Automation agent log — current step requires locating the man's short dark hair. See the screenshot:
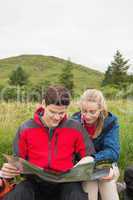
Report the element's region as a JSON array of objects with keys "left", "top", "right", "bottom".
[{"left": 43, "top": 85, "right": 70, "bottom": 106}]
